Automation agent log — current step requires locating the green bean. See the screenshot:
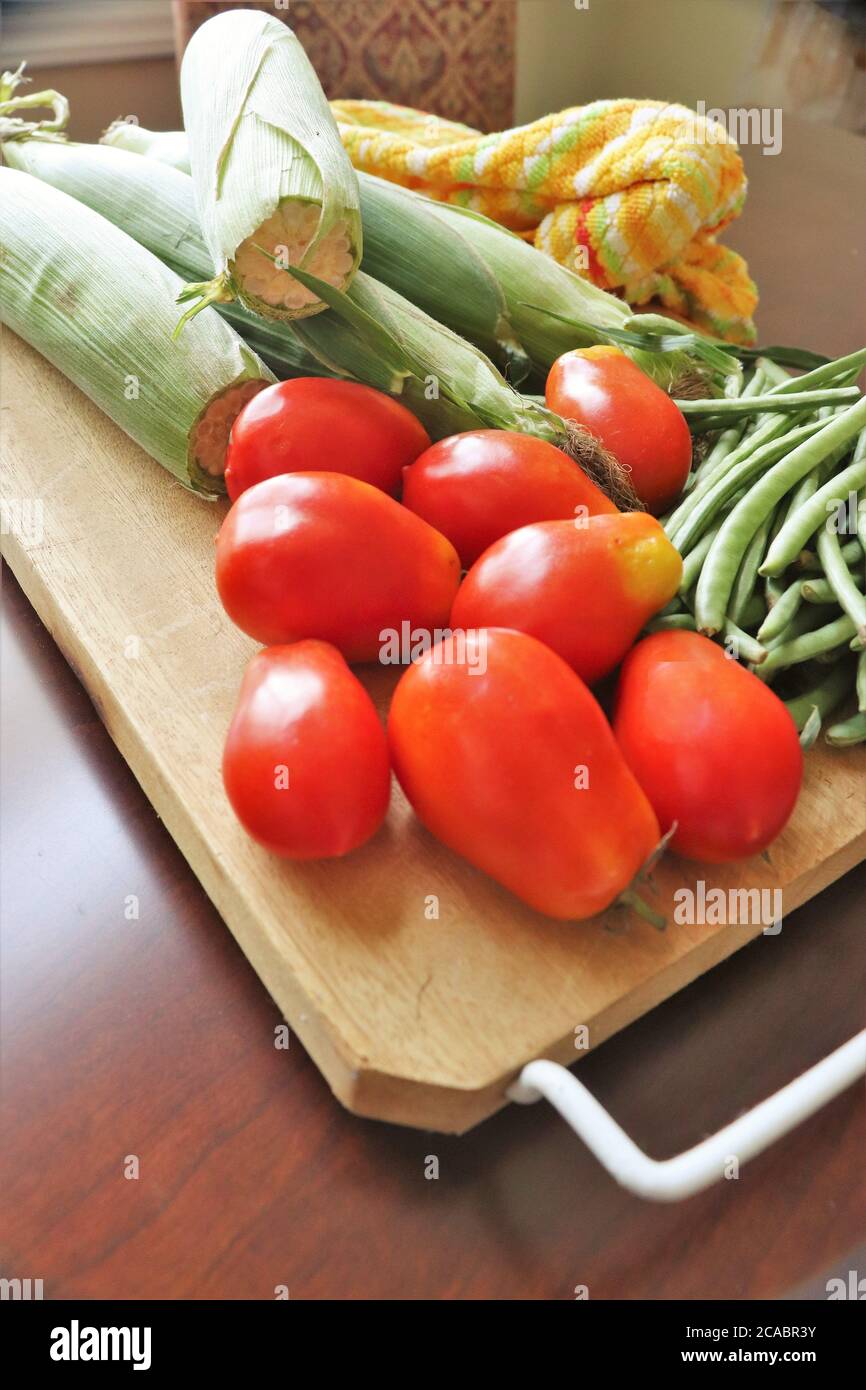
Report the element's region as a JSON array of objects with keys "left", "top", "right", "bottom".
[
  {"left": 755, "top": 357, "right": 790, "bottom": 389},
  {"left": 798, "top": 706, "right": 823, "bottom": 749},
  {"left": 757, "top": 579, "right": 802, "bottom": 643},
  {"left": 763, "top": 346, "right": 866, "bottom": 396},
  {"left": 858, "top": 650, "right": 866, "bottom": 712},
  {"left": 797, "top": 538, "right": 863, "bottom": 570},
  {"left": 802, "top": 572, "right": 865, "bottom": 604},
  {"left": 753, "top": 360, "right": 792, "bottom": 426},
  {"left": 825, "top": 710, "right": 866, "bottom": 746},
  {"left": 676, "top": 386, "right": 860, "bottom": 417},
  {"left": 761, "top": 447, "right": 866, "bottom": 576},
  {"left": 677, "top": 524, "right": 720, "bottom": 594},
  {"left": 670, "top": 417, "right": 825, "bottom": 555},
  {"left": 765, "top": 601, "right": 835, "bottom": 652},
  {"left": 645, "top": 613, "right": 697, "bottom": 633},
  {"left": 816, "top": 525, "right": 866, "bottom": 639},
  {"left": 693, "top": 402, "right": 866, "bottom": 634},
  {"left": 686, "top": 426, "right": 743, "bottom": 492},
  {"left": 666, "top": 411, "right": 804, "bottom": 536},
  {"left": 738, "top": 593, "right": 767, "bottom": 630},
  {"left": 762, "top": 506, "right": 789, "bottom": 609},
  {"left": 722, "top": 620, "right": 767, "bottom": 665},
  {"left": 759, "top": 614, "right": 857, "bottom": 676},
  {"left": 689, "top": 369, "right": 765, "bottom": 484},
  {"left": 781, "top": 455, "right": 834, "bottom": 529},
  {"left": 783, "top": 660, "right": 853, "bottom": 730},
  {"left": 855, "top": 480, "right": 866, "bottom": 559},
  {"left": 730, "top": 508, "right": 774, "bottom": 624}
]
